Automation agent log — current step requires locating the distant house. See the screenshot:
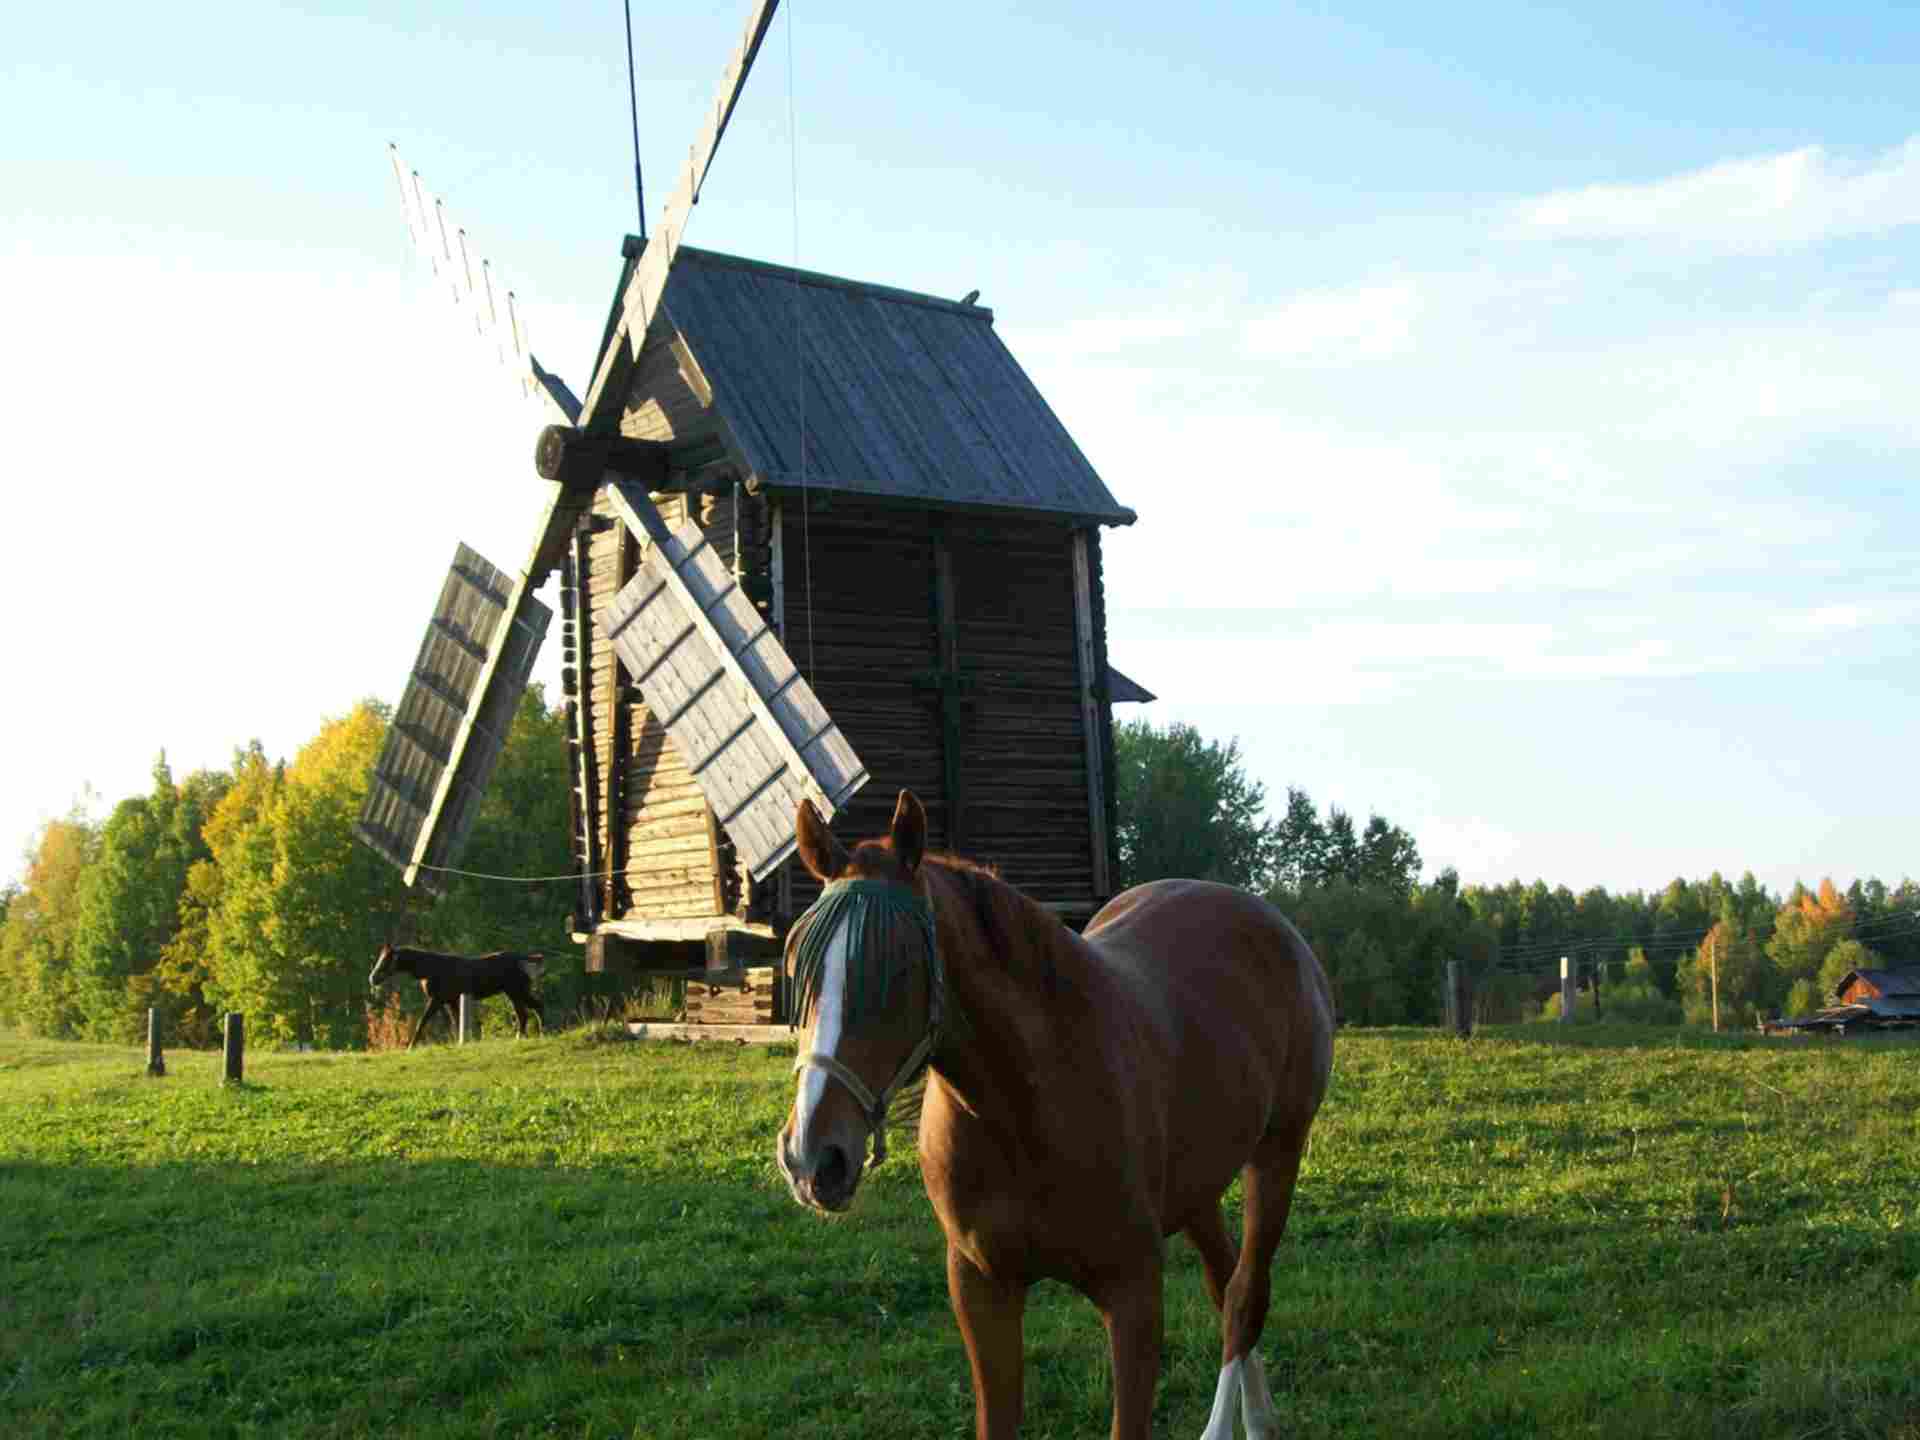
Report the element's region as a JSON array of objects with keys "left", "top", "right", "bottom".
[
  {"left": 1763, "top": 966, "right": 1920, "bottom": 1036},
  {"left": 1834, "top": 968, "right": 1920, "bottom": 1020}
]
